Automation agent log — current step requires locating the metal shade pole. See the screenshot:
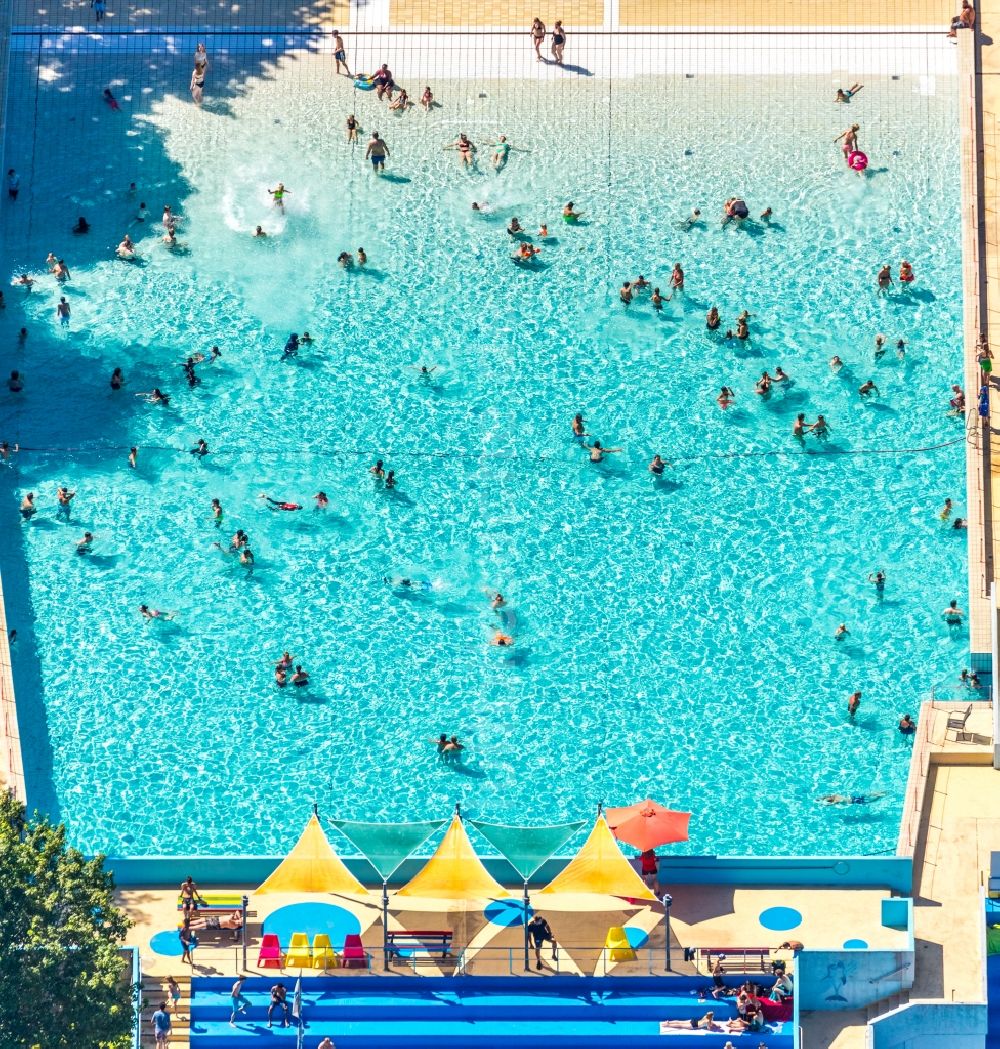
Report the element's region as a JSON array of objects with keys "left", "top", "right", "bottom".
[
  {"left": 662, "top": 893, "right": 673, "bottom": 972},
  {"left": 382, "top": 878, "right": 390, "bottom": 971},
  {"left": 523, "top": 880, "right": 531, "bottom": 972},
  {"left": 241, "top": 894, "right": 248, "bottom": 970}
]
